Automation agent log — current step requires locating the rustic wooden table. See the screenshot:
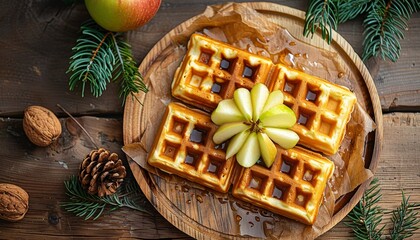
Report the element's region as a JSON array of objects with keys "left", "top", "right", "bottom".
[{"left": 0, "top": 1, "right": 419, "bottom": 239}]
